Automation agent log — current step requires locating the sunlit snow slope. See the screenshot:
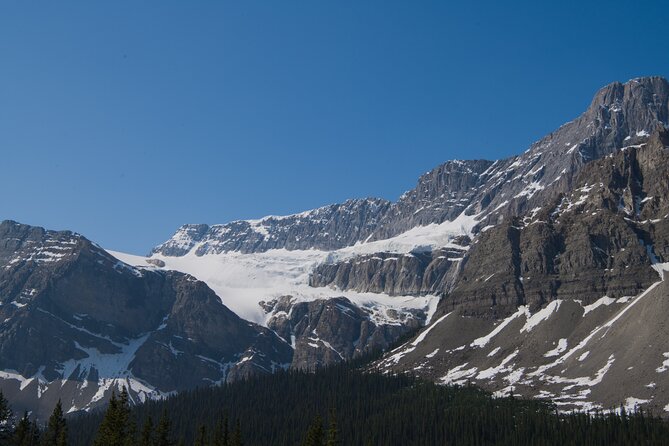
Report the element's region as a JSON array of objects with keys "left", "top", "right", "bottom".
[{"left": 108, "top": 210, "right": 480, "bottom": 326}]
